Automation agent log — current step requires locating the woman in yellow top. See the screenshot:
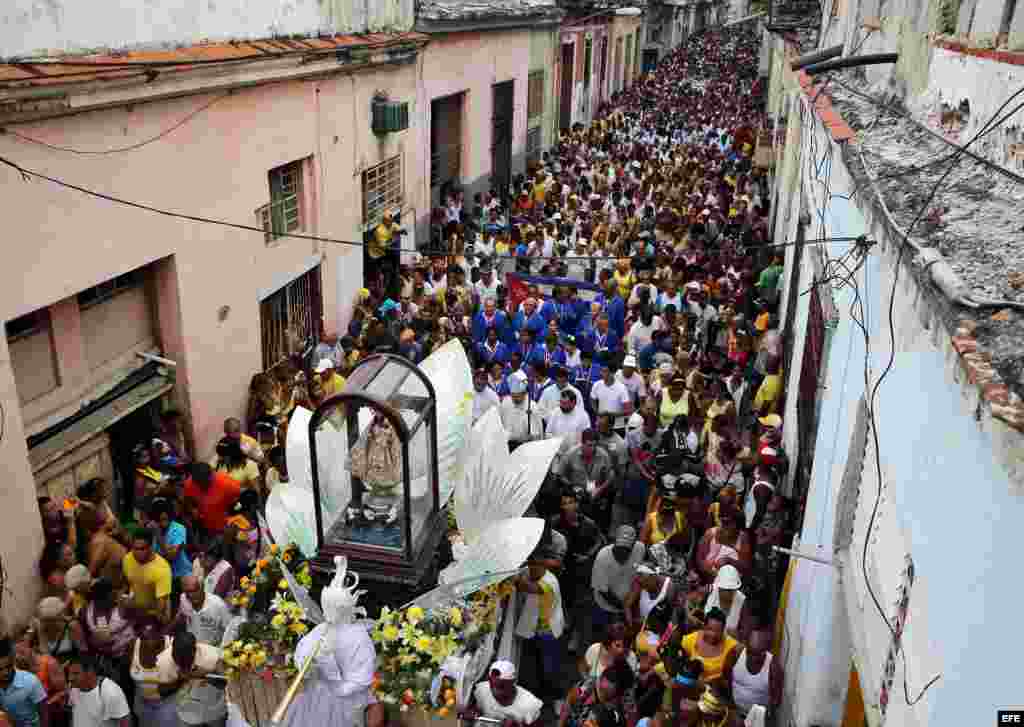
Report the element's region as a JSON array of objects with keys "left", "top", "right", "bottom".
[
  {"left": 640, "top": 495, "right": 688, "bottom": 547},
  {"left": 707, "top": 486, "right": 738, "bottom": 529},
  {"left": 613, "top": 258, "right": 635, "bottom": 299},
  {"left": 679, "top": 608, "right": 739, "bottom": 685},
  {"left": 658, "top": 376, "right": 690, "bottom": 428},
  {"left": 211, "top": 438, "right": 262, "bottom": 495}
]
